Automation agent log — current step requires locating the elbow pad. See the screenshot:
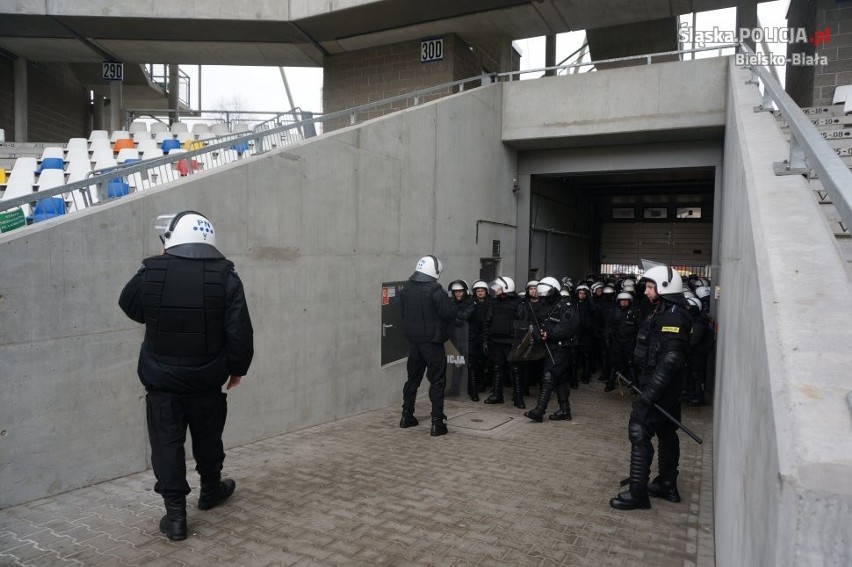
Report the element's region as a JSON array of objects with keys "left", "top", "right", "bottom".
[{"left": 642, "top": 350, "right": 685, "bottom": 403}]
